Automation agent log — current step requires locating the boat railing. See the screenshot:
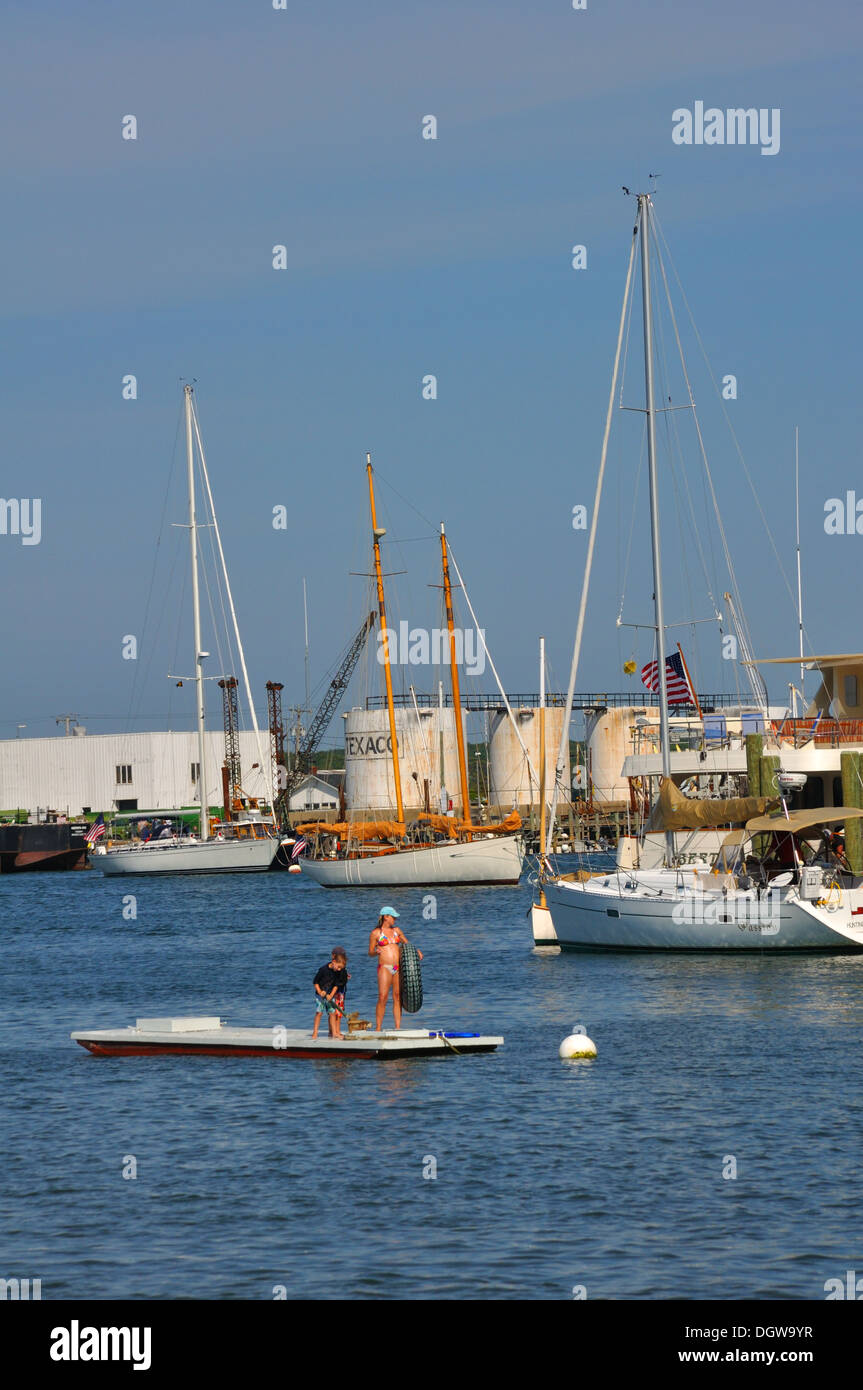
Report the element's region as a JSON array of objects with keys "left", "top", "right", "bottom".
[{"left": 770, "top": 717, "right": 863, "bottom": 749}]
